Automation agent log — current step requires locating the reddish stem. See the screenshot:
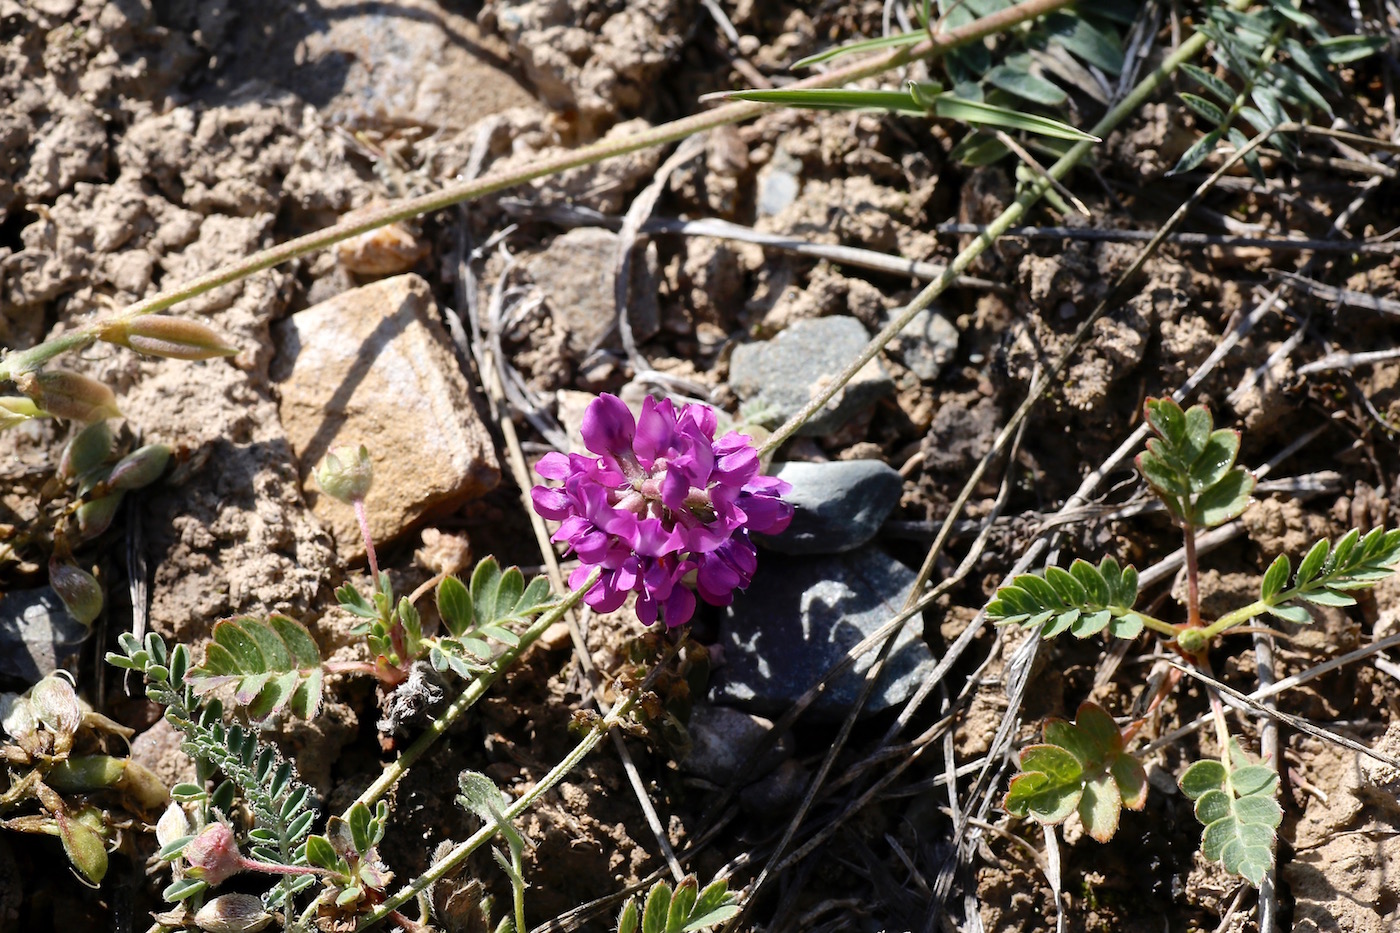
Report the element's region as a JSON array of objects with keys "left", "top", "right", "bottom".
[
  {"left": 353, "top": 497, "right": 380, "bottom": 585},
  {"left": 1183, "top": 520, "right": 1201, "bottom": 628}
]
